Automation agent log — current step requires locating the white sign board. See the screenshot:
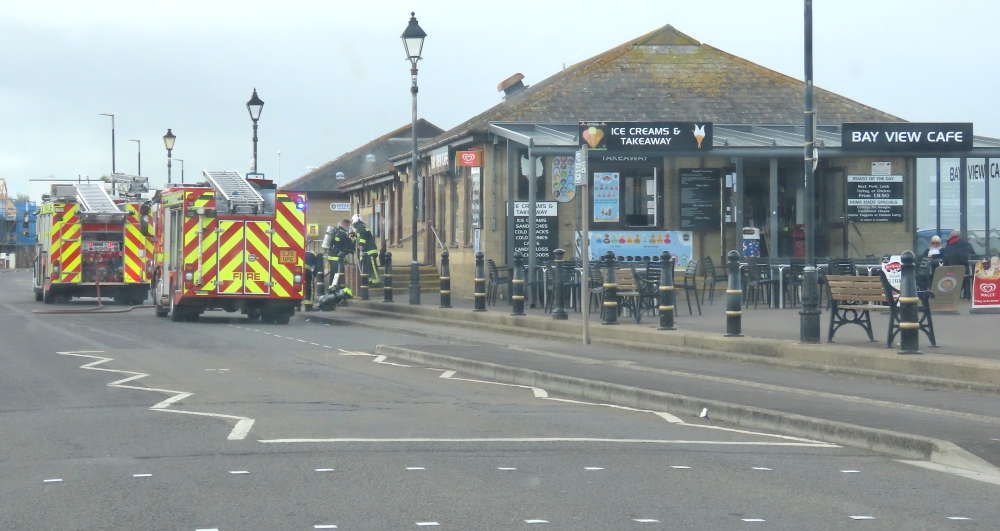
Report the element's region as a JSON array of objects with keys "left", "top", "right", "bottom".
[
  {"left": 871, "top": 162, "right": 892, "bottom": 176},
  {"left": 329, "top": 202, "right": 351, "bottom": 211}
]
